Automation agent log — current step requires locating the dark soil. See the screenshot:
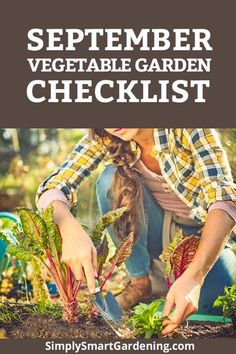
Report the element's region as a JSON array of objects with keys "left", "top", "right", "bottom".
[
  {"left": 3, "top": 314, "right": 118, "bottom": 339},
  {"left": 172, "top": 321, "right": 236, "bottom": 339},
  {"left": 2, "top": 314, "right": 236, "bottom": 339}
]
